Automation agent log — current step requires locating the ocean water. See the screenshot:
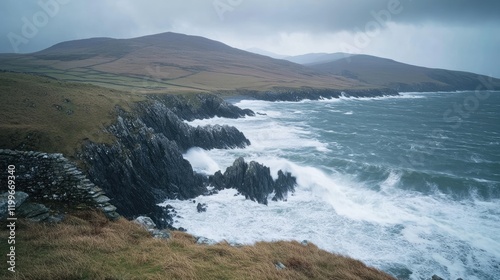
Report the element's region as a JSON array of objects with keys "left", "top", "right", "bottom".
[{"left": 162, "top": 91, "right": 500, "bottom": 280}]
